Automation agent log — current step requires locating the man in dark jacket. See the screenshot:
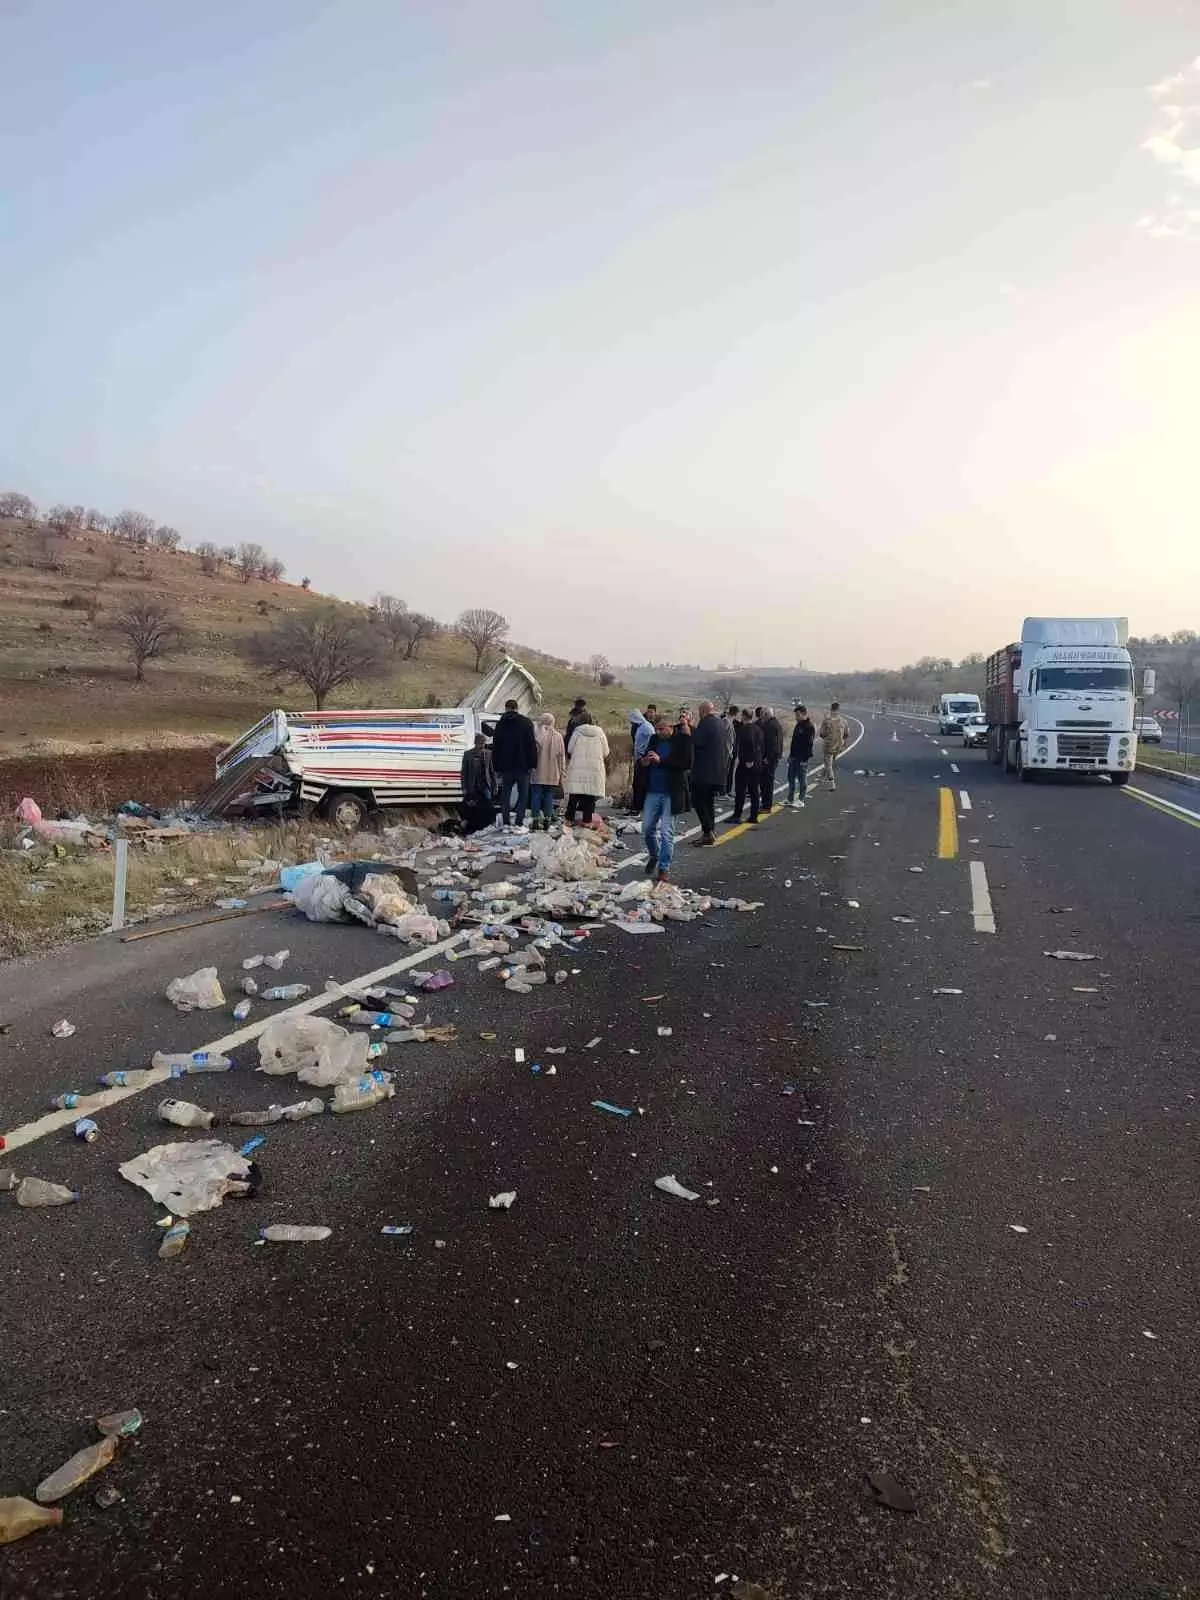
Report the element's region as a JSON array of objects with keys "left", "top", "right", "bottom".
[
  {"left": 639, "top": 712, "right": 694, "bottom": 883},
  {"left": 787, "top": 704, "right": 816, "bottom": 808},
  {"left": 723, "top": 705, "right": 739, "bottom": 793},
  {"left": 565, "top": 697, "right": 588, "bottom": 746},
  {"left": 689, "top": 700, "right": 725, "bottom": 846},
  {"left": 460, "top": 734, "right": 496, "bottom": 833},
  {"left": 759, "top": 705, "right": 784, "bottom": 814},
  {"left": 729, "top": 708, "right": 764, "bottom": 825},
  {"left": 490, "top": 699, "right": 538, "bottom": 828}
]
